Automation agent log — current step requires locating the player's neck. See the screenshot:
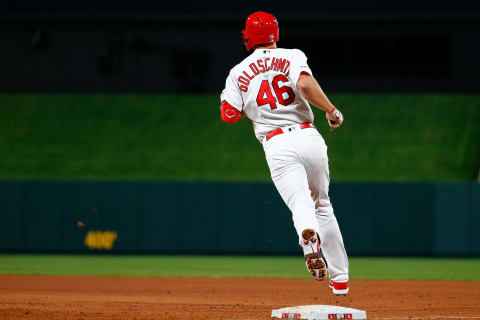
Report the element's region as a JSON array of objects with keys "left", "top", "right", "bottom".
[{"left": 255, "top": 43, "right": 277, "bottom": 50}]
